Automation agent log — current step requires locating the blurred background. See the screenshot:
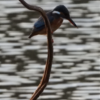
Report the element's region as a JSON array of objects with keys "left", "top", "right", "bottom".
[{"left": 0, "top": 0, "right": 100, "bottom": 100}]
